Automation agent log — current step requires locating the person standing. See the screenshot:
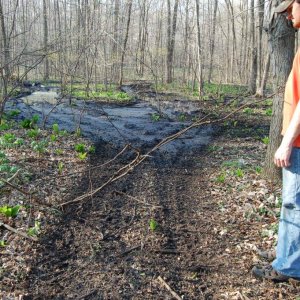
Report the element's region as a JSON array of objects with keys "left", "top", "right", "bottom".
[{"left": 252, "top": 0, "right": 300, "bottom": 282}]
